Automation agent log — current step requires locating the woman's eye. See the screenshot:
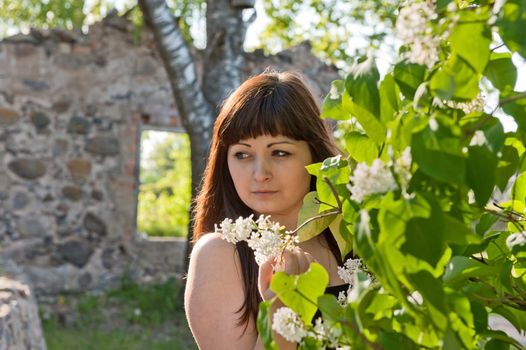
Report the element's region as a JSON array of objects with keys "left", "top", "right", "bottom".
[
  {"left": 272, "top": 150, "right": 290, "bottom": 157},
  {"left": 234, "top": 152, "right": 249, "bottom": 160}
]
